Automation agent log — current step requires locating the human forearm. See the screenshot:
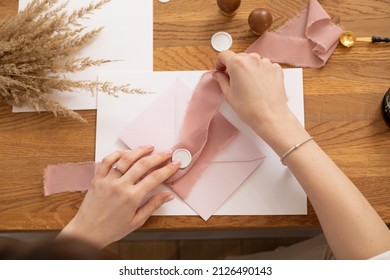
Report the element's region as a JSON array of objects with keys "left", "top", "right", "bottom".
[
  {"left": 290, "top": 144, "right": 390, "bottom": 259},
  {"left": 254, "top": 115, "right": 390, "bottom": 259},
  {"left": 249, "top": 109, "right": 311, "bottom": 157}
]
